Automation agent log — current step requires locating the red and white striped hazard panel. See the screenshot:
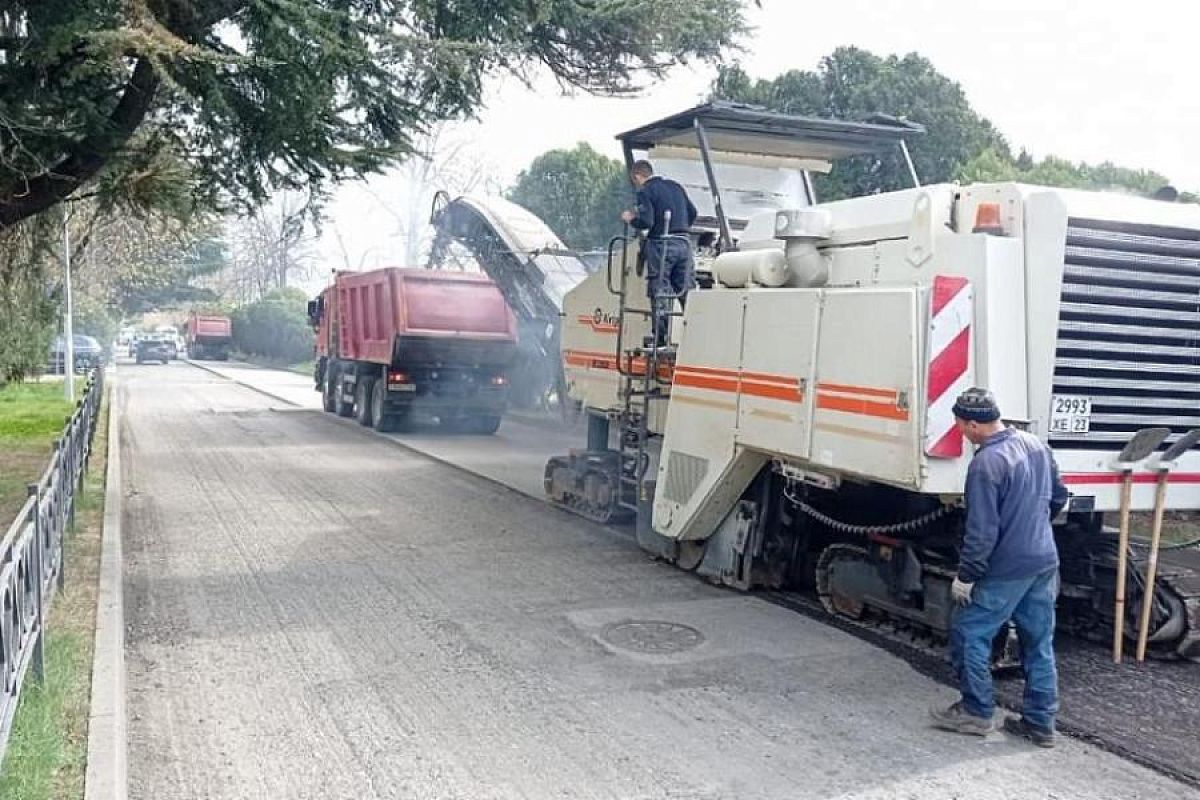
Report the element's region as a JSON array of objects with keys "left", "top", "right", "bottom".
[{"left": 925, "top": 276, "right": 972, "bottom": 458}]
